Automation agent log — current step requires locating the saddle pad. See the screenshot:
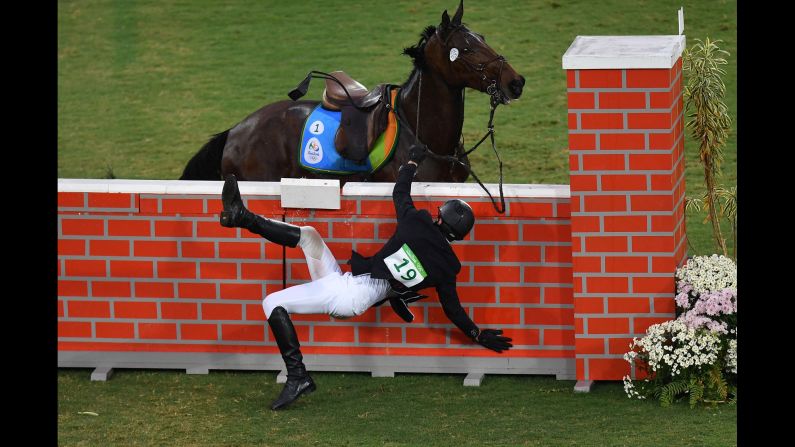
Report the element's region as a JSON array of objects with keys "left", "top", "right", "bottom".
[{"left": 299, "top": 88, "right": 400, "bottom": 175}]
